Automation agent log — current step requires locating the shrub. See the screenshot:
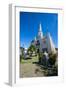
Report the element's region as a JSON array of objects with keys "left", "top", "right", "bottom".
[
  {"left": 38, "top": 52, "right": 43, "bottom": 63},
  {"left": 49, "top": 53, "right": 57, "bottom": 66}
]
